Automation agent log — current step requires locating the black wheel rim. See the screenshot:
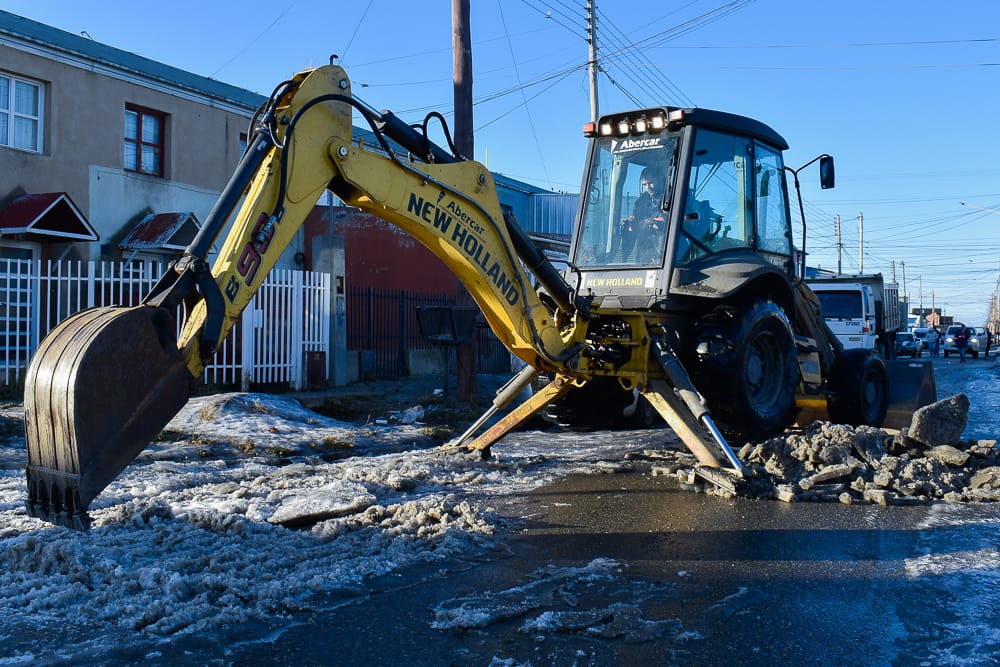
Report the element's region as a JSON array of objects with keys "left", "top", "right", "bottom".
[
  {"left": 745, "top": 328, "right": 784, "bottom": 413},
  {"left": 862, "top": 372, "right": 885, "bottom": 423}
]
